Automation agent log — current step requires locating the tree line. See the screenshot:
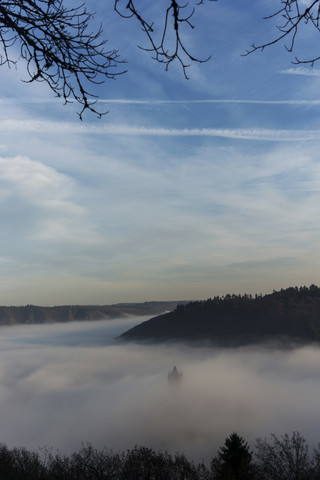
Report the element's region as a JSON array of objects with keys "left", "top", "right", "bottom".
[
  {"left": 0, "top": 301, "right": 185, "bottom": 326},
  {"left": 175, "top": 285, "right": 320, "bottom": 312},
  {"left": 1, "top": 431, "right": 320, "bottom": 479}
]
